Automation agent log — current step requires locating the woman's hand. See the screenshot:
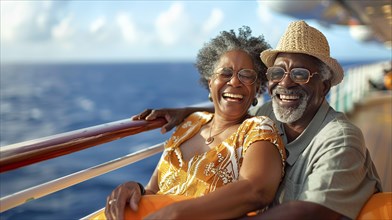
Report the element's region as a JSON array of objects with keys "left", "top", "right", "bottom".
[
  {"left": 131, "top": 108, "right": 192, "bottom": 134},
  {"left": 105, "top": 181, "right": 144, "bottom": 220}
]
